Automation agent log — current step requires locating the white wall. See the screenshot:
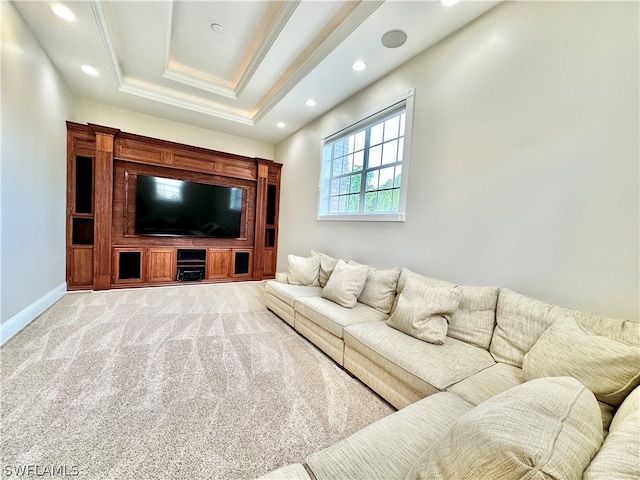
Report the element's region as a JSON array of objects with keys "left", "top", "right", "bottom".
[
  {"left": 1, "top": 3, "right": 74, "bottom": 325},
  {"left": 275, "top": 2, "right": 639, "bottom": 321},
  {"left": 74, "top": 100, "right": 275, "bottom": 161}
]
